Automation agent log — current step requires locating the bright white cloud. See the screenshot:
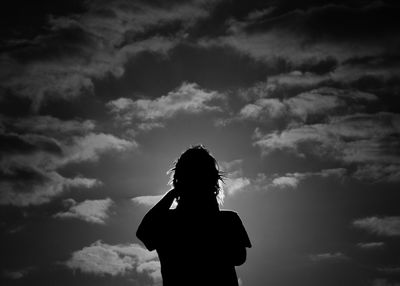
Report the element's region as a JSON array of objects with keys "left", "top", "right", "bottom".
[
  {"left": 61, "top": 133, "right": 136, "bottom": 164},
  {"left": 65, "top": 240, "right": 160, "bottom": 282},
  {"left": 220, "top": 160, "right": 251, "bottom": 195},
  {"left": 353, "top": 216, "right": 400, "bottom": 236},
  {"left": 224, "top": 177, "right": 251, "bottom": 195},
  {"left": 271, "top": 176, "right": 300, "bottom": 188},
  {"left": 54, "top": 198, "right": 113, "bottom": 224},
  {"left": 108, "top": 82, "right": 224, "bottom": 130},
  {"left": 136, "top": 260, "right": 162, "bottom": 283}
]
